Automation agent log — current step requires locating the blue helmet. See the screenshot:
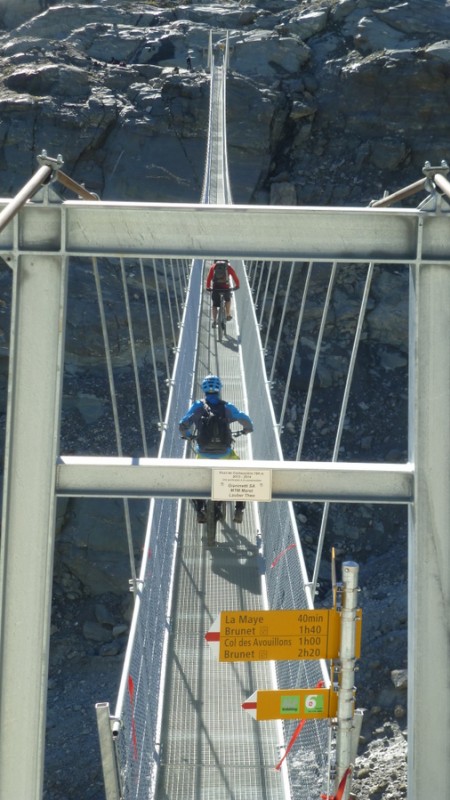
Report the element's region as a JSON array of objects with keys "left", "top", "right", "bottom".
[{"left": 202, "top": 374, "right": 222, "bottom": 394}]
